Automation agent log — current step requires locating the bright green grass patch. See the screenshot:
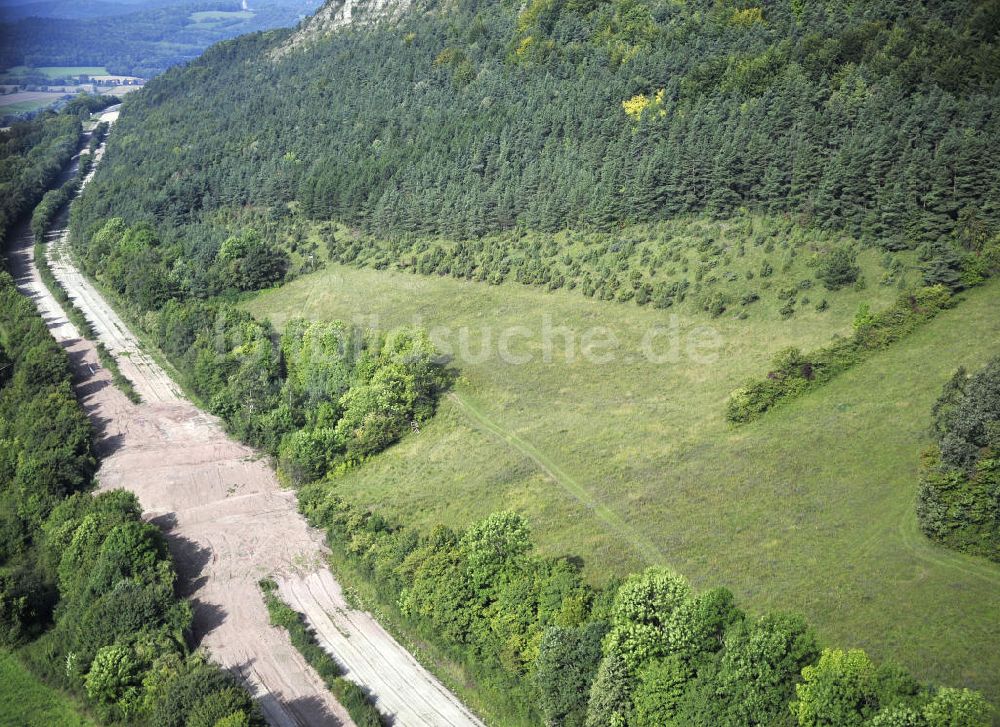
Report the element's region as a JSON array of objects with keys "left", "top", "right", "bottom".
[
  {"left": 189, "top": 10, "right": 255, "bottom": 23},
  {"left": 3, "top": 66, "right": 110, "bottom": 79},
  {"left": 246, "top": 262, "right": 1000, "bottom": 705},
  {"left": 38, "top": 66, "right": 108, "bottom": 79},
  {"left": 0, "top": 98, "right": 56, "bottom": 115},
  {"left": 0, "top": 651, "right": 95, "bottom": 727},
  {"left": 39, "top": 66, "right": 108, "bottom": 79}
]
